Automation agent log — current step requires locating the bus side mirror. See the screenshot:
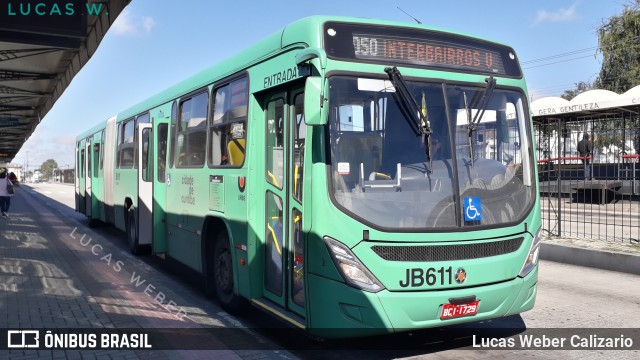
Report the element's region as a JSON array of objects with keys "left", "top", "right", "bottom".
[{"left": 304, "top": 77, "right": 328, "bottom": 126}]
